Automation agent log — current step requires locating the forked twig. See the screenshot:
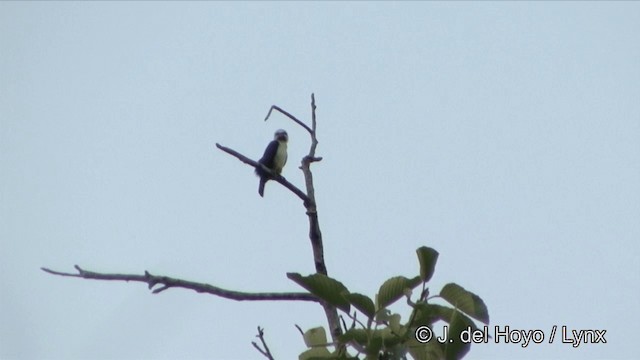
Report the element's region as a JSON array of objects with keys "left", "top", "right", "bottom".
[{"left": 251, "top": 326, "right": 275, "bottom": 360}]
